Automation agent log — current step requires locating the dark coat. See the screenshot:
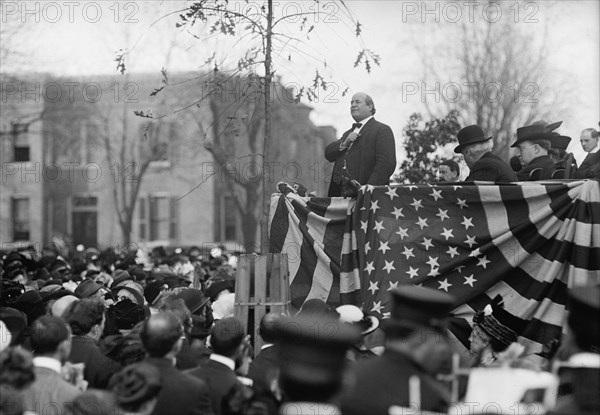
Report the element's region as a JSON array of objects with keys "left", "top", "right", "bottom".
[
  {"left": 247, "top": 345, "right": 279, "bottom": 392},
  {"left": 23, "top": 366, "right": 80, "bottom": 415},
  {"left": 340, "top": 350, "right": 451, "bottom": 415},
  {"left": 68, "top": 336, "right": 121, "bottom": 389},
  {"left": 186, "top": 358, "right": 240, "bottom": 415},
  {"left": 325, "top": 118, "right": 396, "bottom": 197},
  {"left": 574, "top": 152, "right": 600, "bottom": 179},
  {"left": 465, "top": 152, "right": 517, "bottom": 182},
  {"left": 516, "top": 155, "right": 556, "bottom": 180},
  {"left": 145, "top": 357, "right": 214, "bottom": 415}
]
